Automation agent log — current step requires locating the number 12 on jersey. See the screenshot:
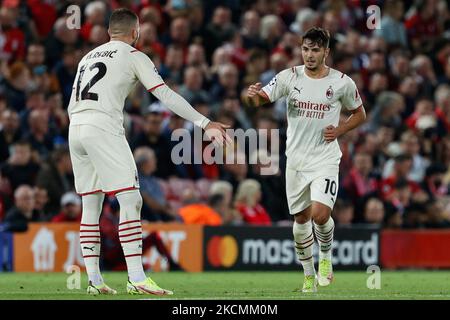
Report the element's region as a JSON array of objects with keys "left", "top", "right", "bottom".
[{"left": 75, "top": 62, "right": 107, "bottom": 102}]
